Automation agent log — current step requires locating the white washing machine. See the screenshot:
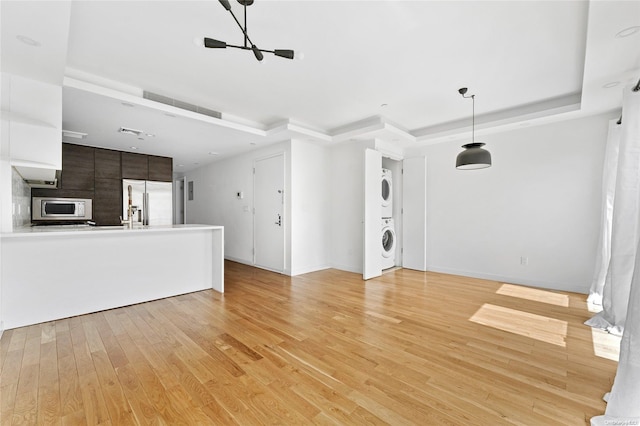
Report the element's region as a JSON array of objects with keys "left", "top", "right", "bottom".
[
  {"left": 382, "top": 168, "right": 393, "bottom": 218},
  {"left": 382, "top": 218, "right": 396, "bottom": 269}
]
